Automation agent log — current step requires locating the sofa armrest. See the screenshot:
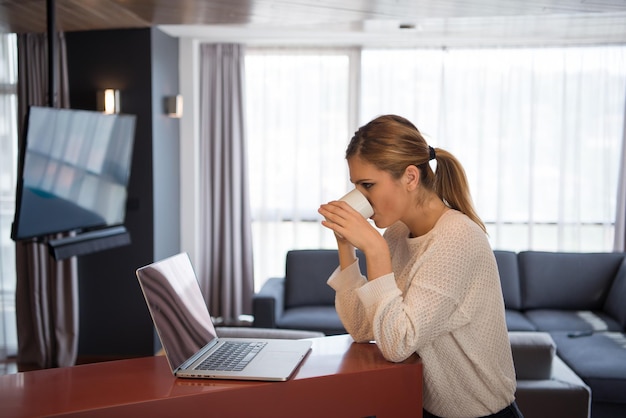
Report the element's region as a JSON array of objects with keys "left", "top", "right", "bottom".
[
  {"left": 509, "top": 332, "right": 556, "bottom": 380},
  {"left": 216, "top": 327, "right": 323, "bottom": 339},
  {"left": 604, "top": 256, "right": 626, "bottom": 330},
  {"left": 252, "top": 277, "right": 285, "bottom": 328},
  {"left": 515, "top": 355, "right": 591, "bottom": 418}
]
